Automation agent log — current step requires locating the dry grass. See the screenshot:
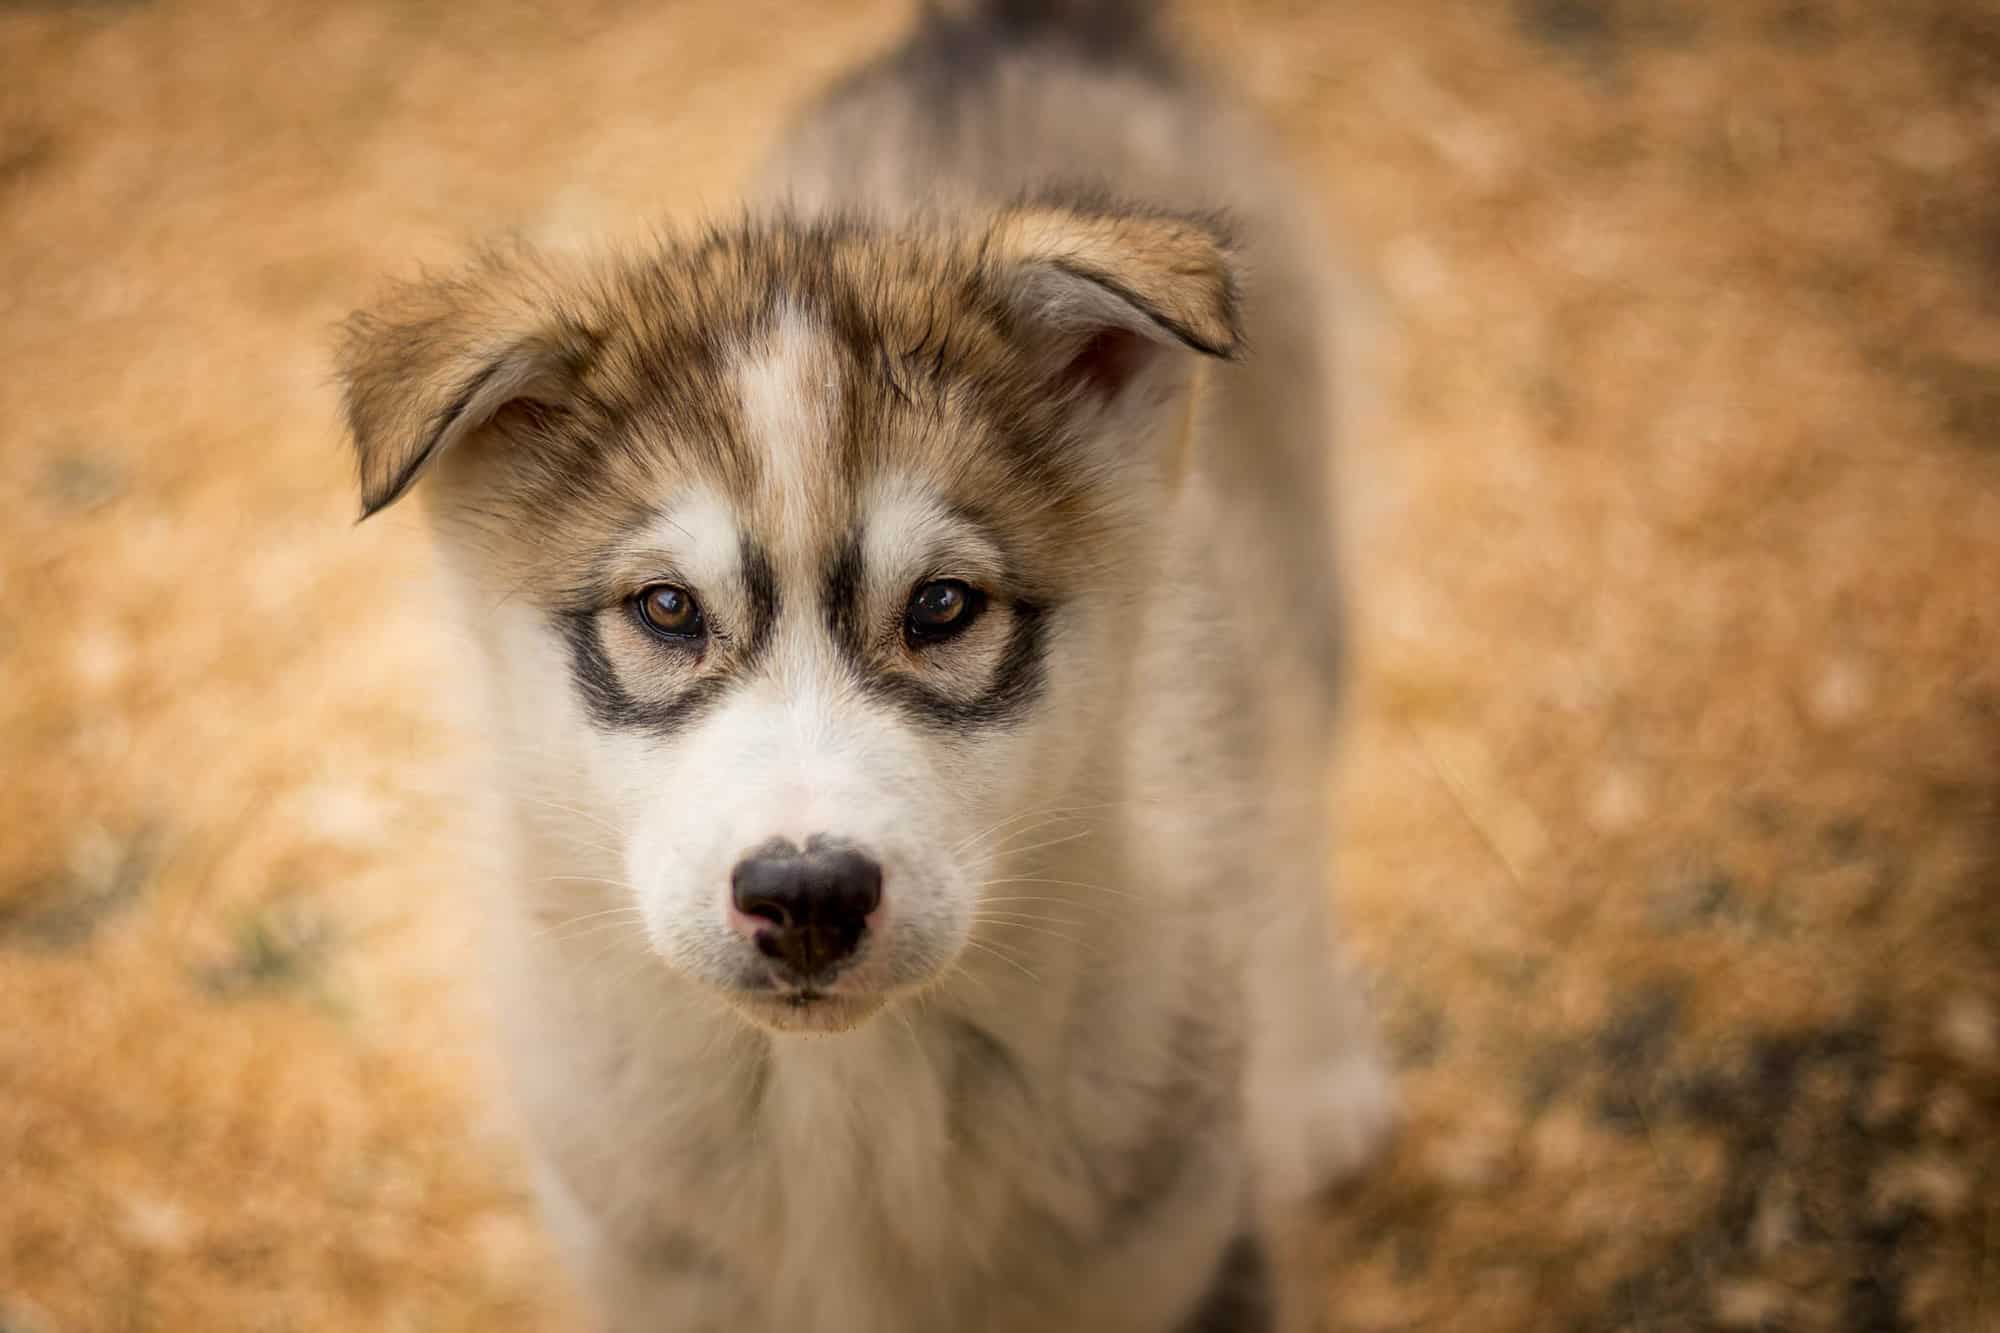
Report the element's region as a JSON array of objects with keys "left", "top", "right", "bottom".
[{"left": 2, "top": 1, "right": 1997, "bottom": 1329}]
